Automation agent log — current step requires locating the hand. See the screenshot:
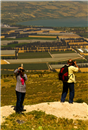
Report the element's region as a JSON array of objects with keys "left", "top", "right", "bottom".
[
  {"left": 74, "top": 61, "right": 76, "bottom": 65},
  {"left": 22, "top": 76, "right": 25, "bottom": 80}
]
